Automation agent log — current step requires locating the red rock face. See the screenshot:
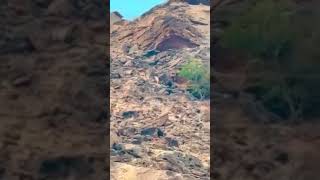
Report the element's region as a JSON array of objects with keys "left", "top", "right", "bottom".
[
  {"left": 111, "top": 4, "right": 207, "bottom": 55},
  {"left": 155, "top": 34, "right": 199, "bottom": 51},
  {"left": 113, "top": 16, "right": 202, "bottom": 52}
]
